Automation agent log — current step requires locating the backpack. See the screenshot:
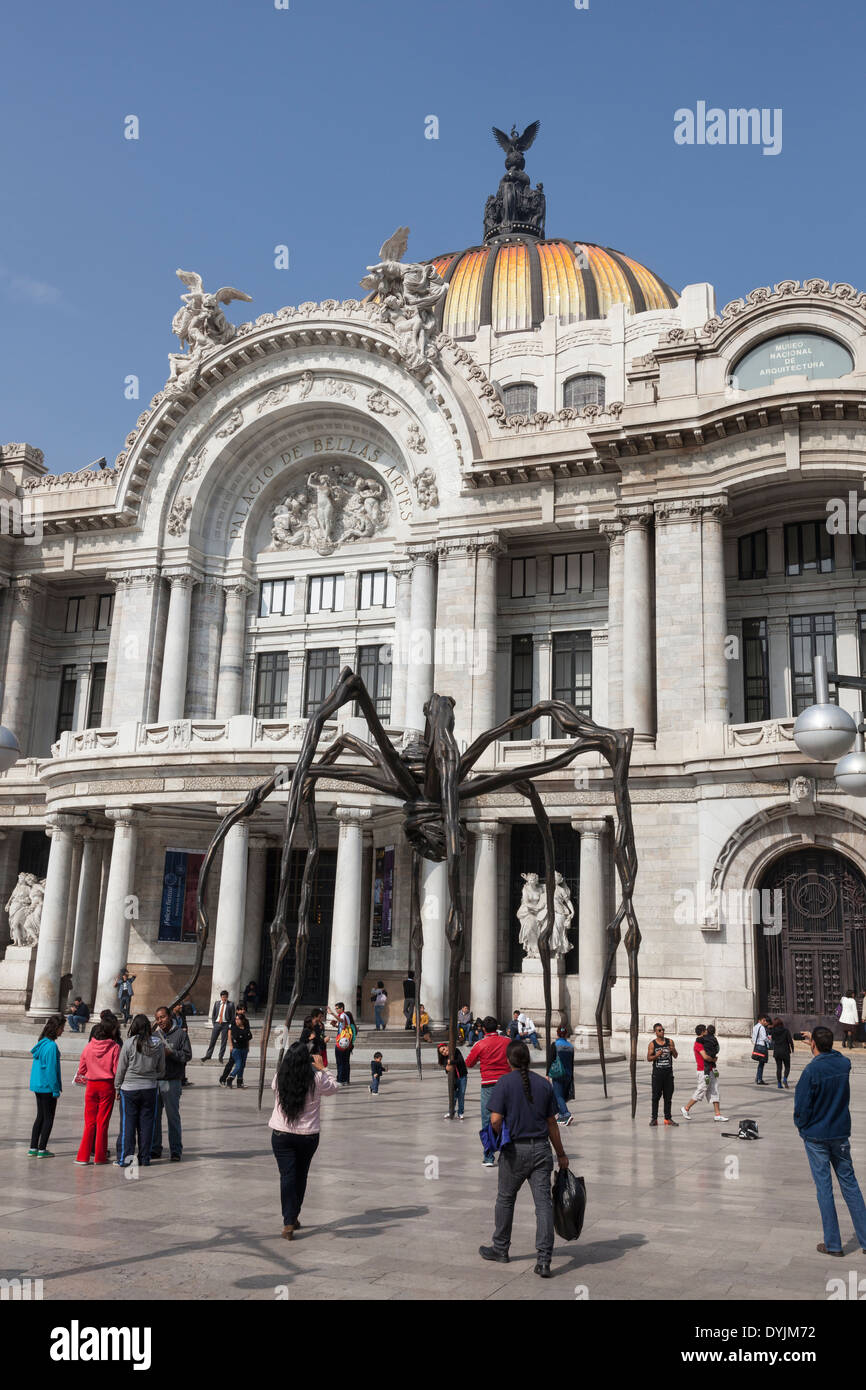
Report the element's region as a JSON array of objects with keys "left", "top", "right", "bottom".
[
  {"left": 549, "top": 1053, "right": 567, "bottom": 1083},
  {"left": 720, "top": 1118, "right": 760, "bottom": 1141}
]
